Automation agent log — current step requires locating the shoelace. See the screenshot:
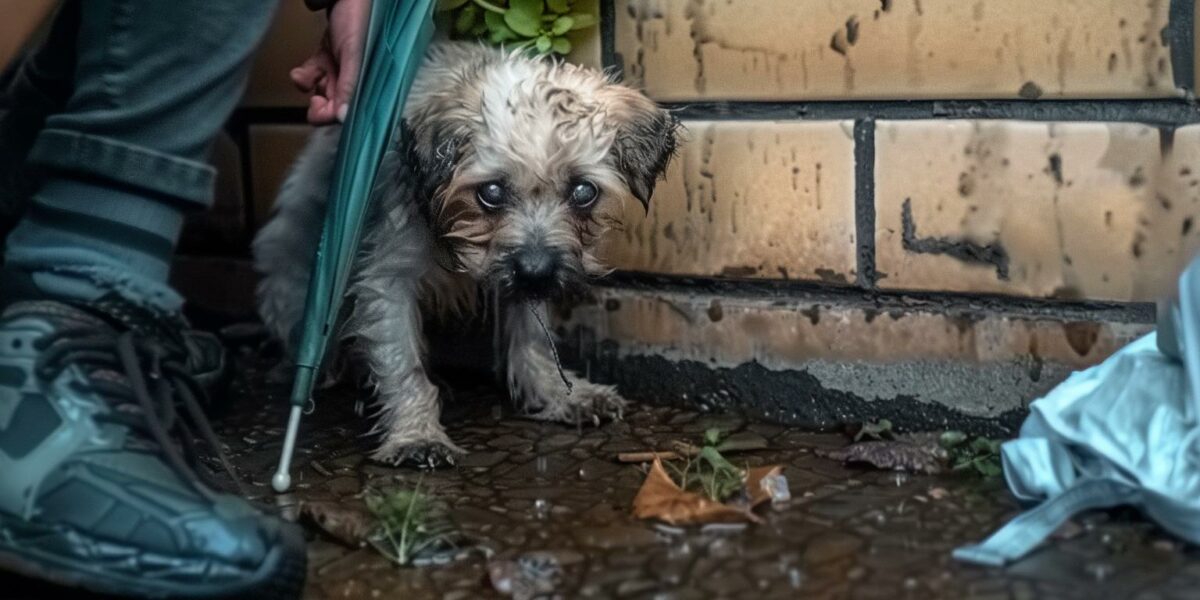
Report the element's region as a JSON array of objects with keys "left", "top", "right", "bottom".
[{"left": 33, "top": 326, "right": 244, "bottom": 500}]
